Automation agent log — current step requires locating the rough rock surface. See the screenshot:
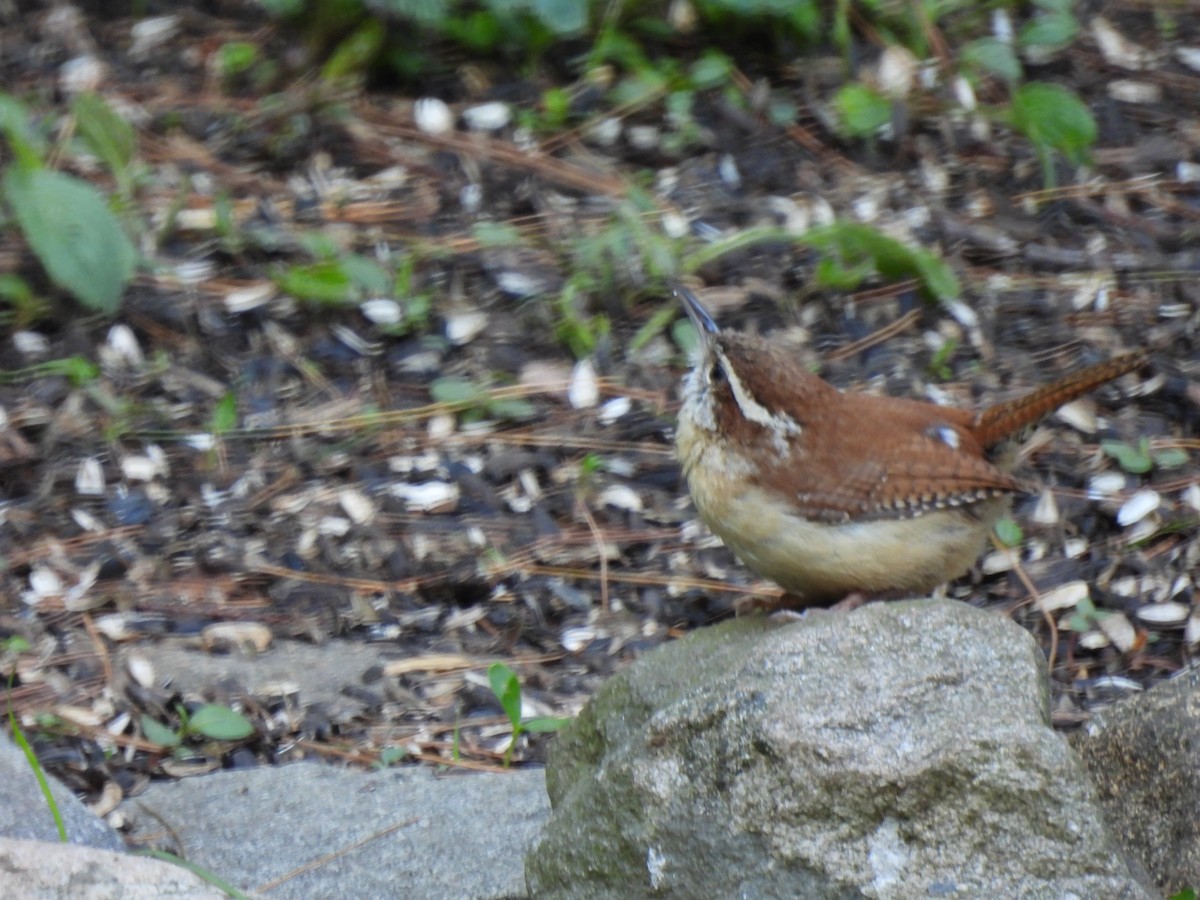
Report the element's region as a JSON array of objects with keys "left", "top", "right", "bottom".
[
  {"left": 0, "top": 734, "right": 125, "bottom": 852},
  {"left": 526, "top": 601, "right": 1155, "bottom": 899},
  {"left": 1072, "top": 671, "right": 1200, "bottom": 895},
  {"left": 0, "top": 837, "right": 226, "bottom": 899},
  {"left": 122, "top": 762, "right": 548, "bottom": 899}
]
